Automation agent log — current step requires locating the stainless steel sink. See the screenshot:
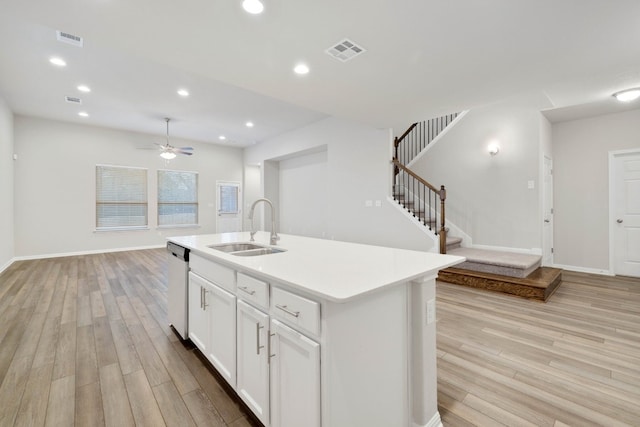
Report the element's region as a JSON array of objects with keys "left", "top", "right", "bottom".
[
  {"left": 232, "top": 247, "right": 286, "bottom": 257},
  {"left": 207, "top": 242, "right": 286, "bottom": 256},
  {"left": 208, "top": 242, "right": 266, "bottom": 252}
]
